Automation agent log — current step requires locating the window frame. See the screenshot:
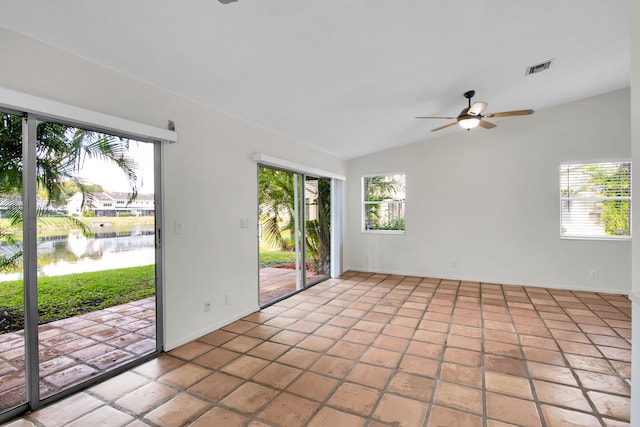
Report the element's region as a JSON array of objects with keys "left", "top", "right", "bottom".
[
  {"left": 361, "top": 172, "right": 406, "bottom": 235},
  {"left": 559, "top": 159, "right": 632, "bottom": 241}
]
